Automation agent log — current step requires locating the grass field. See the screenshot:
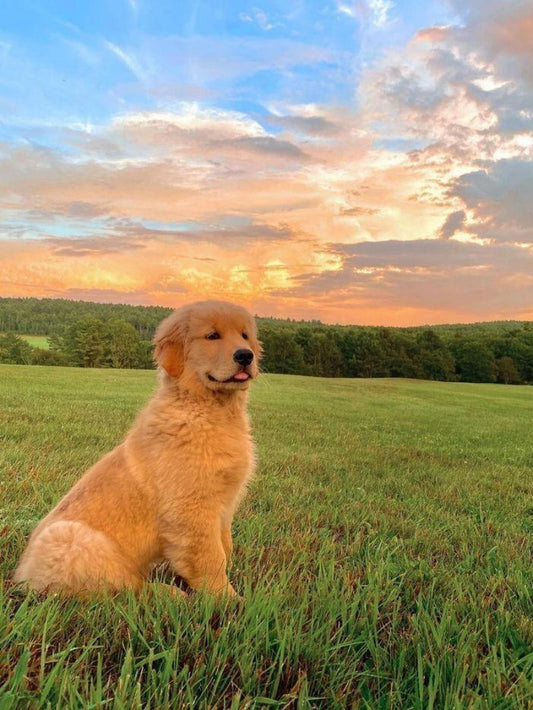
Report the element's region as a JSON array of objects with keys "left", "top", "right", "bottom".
[
  {"left": 0, "top": 365, "right": 531, "bottom": 708},
  {"left": 13, "top": 335, "right": 50, "bottom": 350}
]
